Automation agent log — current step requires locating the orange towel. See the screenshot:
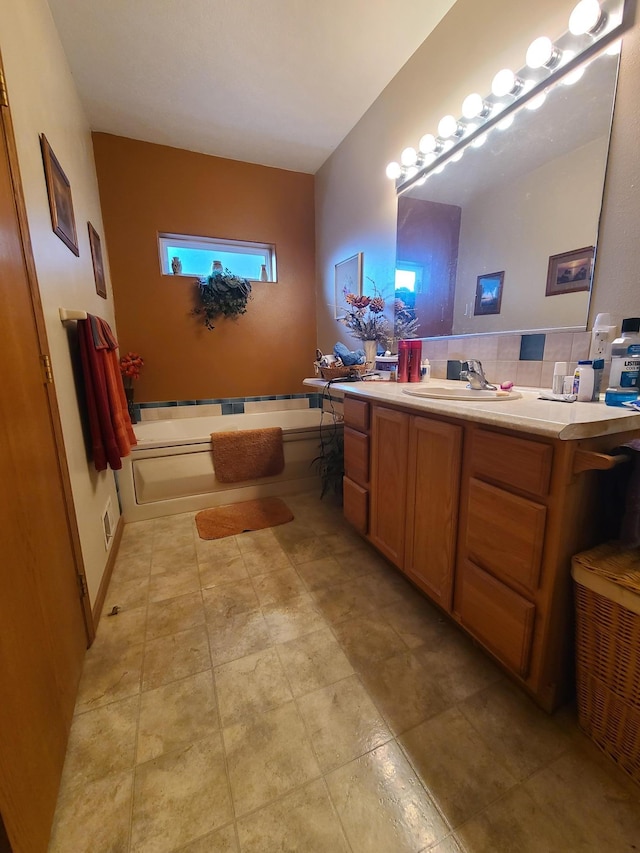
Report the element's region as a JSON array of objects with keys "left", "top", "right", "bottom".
[{"left": 211, "top": 427, "right": 285, "bottom": 483}]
